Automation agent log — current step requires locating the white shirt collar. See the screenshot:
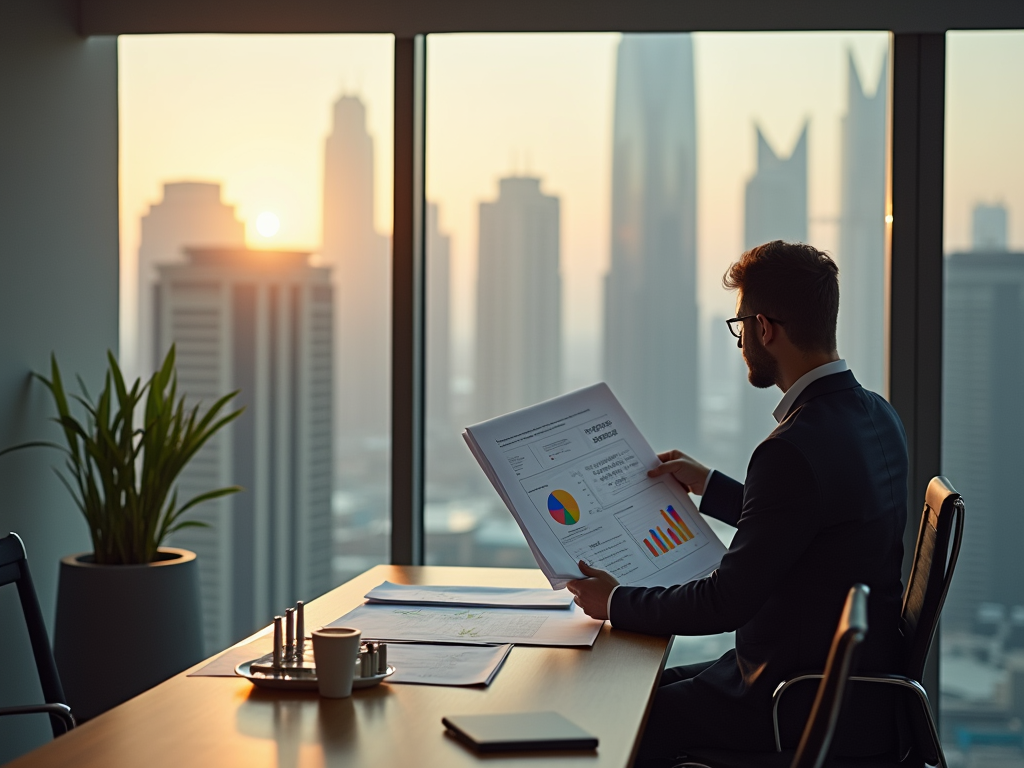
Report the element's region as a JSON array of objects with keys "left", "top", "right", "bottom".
[{"left": 772, "top": 359, "right": 849, "bottom": 423}]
